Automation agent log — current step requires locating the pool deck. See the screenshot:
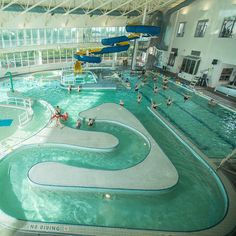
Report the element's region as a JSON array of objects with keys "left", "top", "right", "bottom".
[
  {"left": 28, "top": 103, "right": 178, "bottom": 191},
  {"left": 22, "top": 124, "right": 119, "bottom": 150}
]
